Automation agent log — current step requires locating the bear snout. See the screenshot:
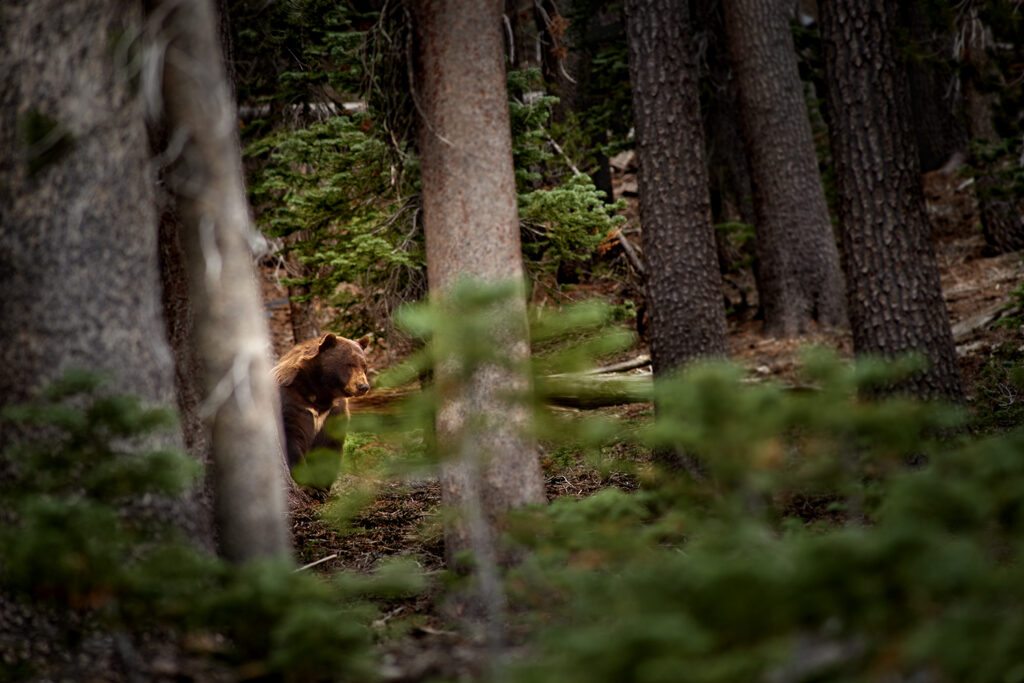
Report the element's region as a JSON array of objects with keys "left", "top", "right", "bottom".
[{"left": 355, "top": 382, "right": 370, "bottom": 395}]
